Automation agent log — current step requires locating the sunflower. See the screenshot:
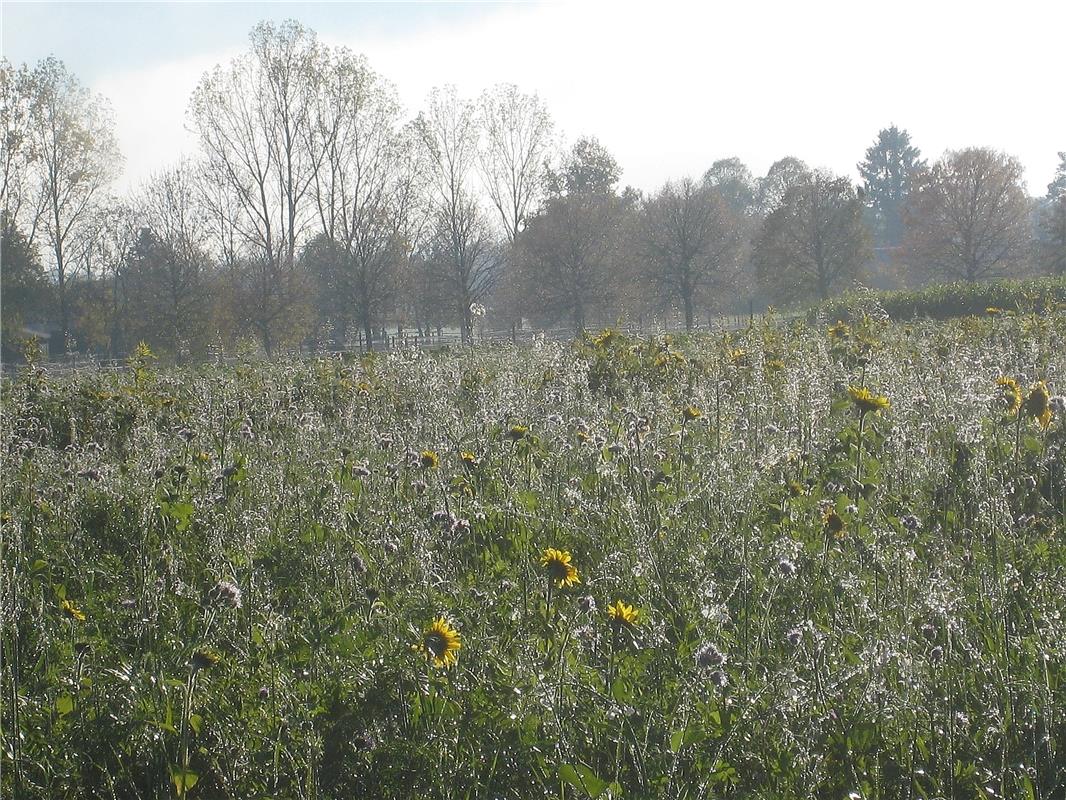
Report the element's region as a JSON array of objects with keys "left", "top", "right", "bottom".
[
  {"left": 727, "top": 348, "right": 749, "bottom": 367},
  {"left": 822, "top": 507, "right": 846, "bottom": 538},
  {"left": 996, "top": 377, "right": 1022, "bottom": 415},
  {"left": 828, "top": 320, "right": 852, "bottom": 341},
  {"left": 1021, "top": 381, "right": 1053, "bottom": 430},
  {"left": 607, "top": 600, "right": 639, "bottom": 632},
  {"left": 682, "top": 405, "right": 702, "bottom": 422},
  {"left": 505, "top": 425, "right": 530, "bottom": 442},
  {"left": 541, "top": 548, "right": 580, "bottom": 588},
  {"left": 459, "top": 450, "right": 479, "bottom": 467},
  {"left": 419, "top": 617, "right": 461, "bottom": 668},
  {"left": 191, "top": 648, "right": 220, "bottom": 671},
  {"left": 420, "top": 449, "right": 440, "bottom": 470},
  {"left": 61, "top": 599, "right": 86, "bottom": 622},
  {"left": 847, "top": 386, "right": 890, "bottom": 416}
]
